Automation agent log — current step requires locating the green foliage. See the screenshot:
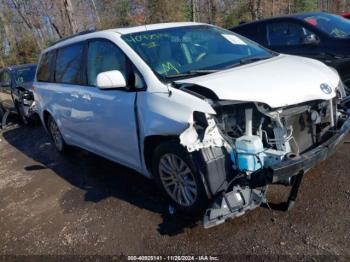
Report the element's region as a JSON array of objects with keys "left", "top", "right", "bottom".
[
  {"left": 224, "top": 12, "right": 241, "bottom": 28},
  {"left": 116, "top": 0, "right": 132, "bottom": 26},
  {"left": 146, "top": 0, "right": 188, "bottom": 23},
  {"left": 99, "top": 0, "right": 132, "bottom": 29},
  {"left": 223, "top": 3, "right": 250, "bottom": 28},
  {"left": 293, "top": 0, "right": 317, "bottom": 13},
  {"left": 183, "top": 0, "right": 194, "bottom": 21},
  {"left": 16, "top": 36, "right": 40, "bottom": 64}
]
